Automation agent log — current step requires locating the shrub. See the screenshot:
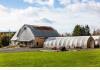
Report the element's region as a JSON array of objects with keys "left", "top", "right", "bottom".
[
  {"left": 1, "top": 35, "right": 10, "bottom": 46},
  {"left": 59, "top": 47, "right": 66, "bottom": 51}
]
